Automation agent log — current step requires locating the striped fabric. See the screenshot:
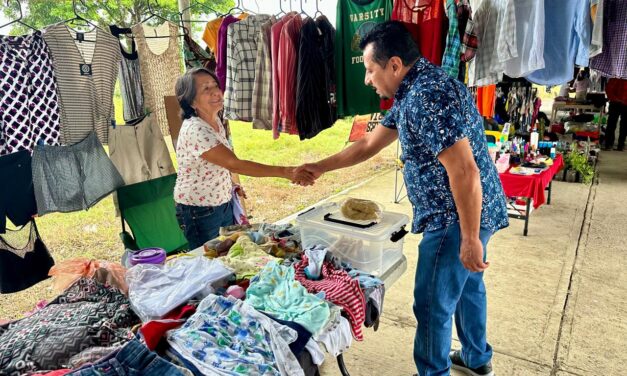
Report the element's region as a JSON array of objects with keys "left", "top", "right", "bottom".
[
  {"left": 42, "top": 23, "right": 121, "bottom": 145},
  {"left": 294, "top": 254, "right": 367, "bottom": 341},
  {"left": 251, "top": 17, "right": 276, "bottom": 130},
  {"left": 224, "top": 14, "right": 273, "bottom": 121},
  {"left": 133, "top": 22, "right": 182, "bottom": 136}
]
